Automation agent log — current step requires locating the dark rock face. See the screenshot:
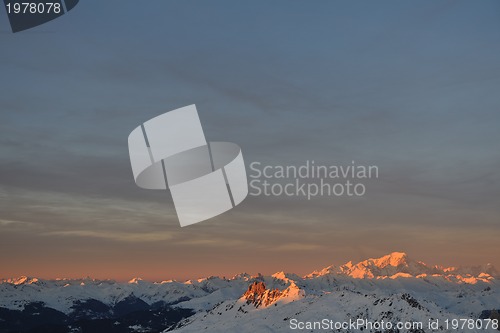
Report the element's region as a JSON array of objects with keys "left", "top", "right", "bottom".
[
  {"left": 243, "top": 282, "right": 282, "bottom": 308},
  {"left": 480, "top": 310, "right": 500, "bottom": 331},
  {"left": 0, "top": 297, "right": 195, "bottom": 333},
  {"left": 401, "top": 293, "right": 424, "bottom": 311},
  {"left": 244, "top": 281, "right": 267, "bottom": 296}
]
